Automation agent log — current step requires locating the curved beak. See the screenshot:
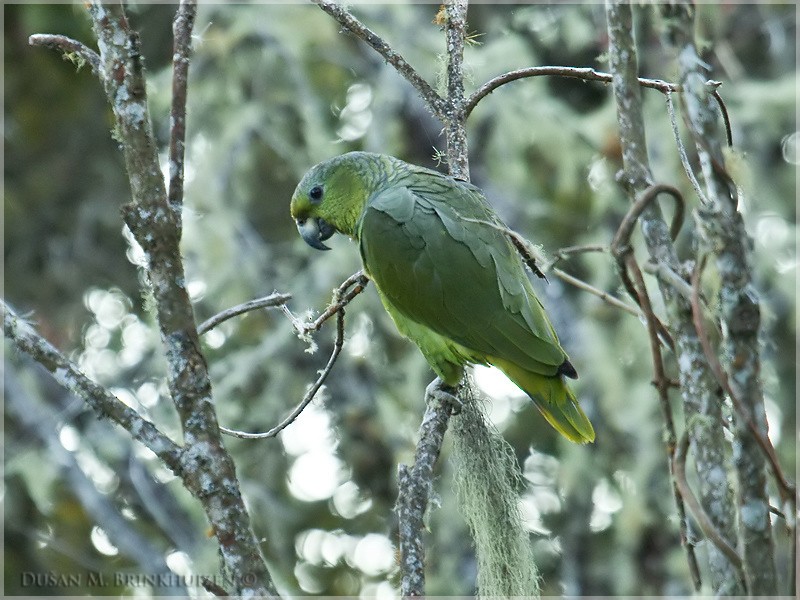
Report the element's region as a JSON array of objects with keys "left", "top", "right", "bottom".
[{"left": 296, "top": 217, "right": 335, "bottom": 251}]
